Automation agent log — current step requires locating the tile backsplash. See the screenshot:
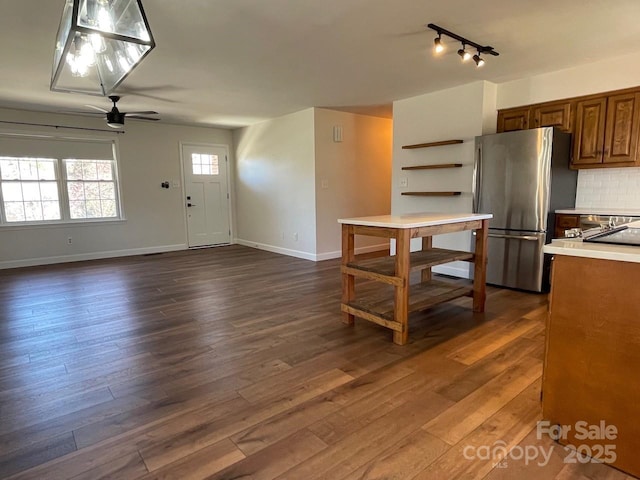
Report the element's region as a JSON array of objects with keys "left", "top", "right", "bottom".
[{"left": 575, "top": 167, "right": 640, "bottom": 209}]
